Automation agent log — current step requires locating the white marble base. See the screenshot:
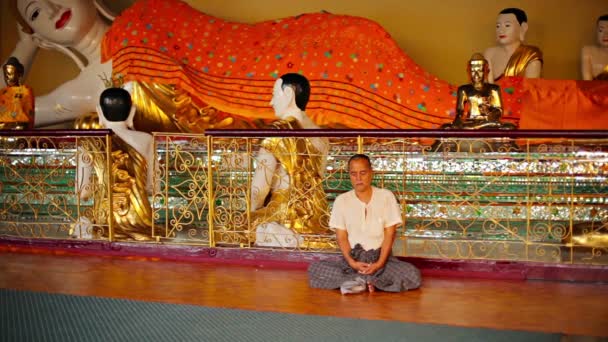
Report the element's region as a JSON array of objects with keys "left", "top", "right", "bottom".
[{"left": 255, "top": 222, "right": 302, "bottom": 248}]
